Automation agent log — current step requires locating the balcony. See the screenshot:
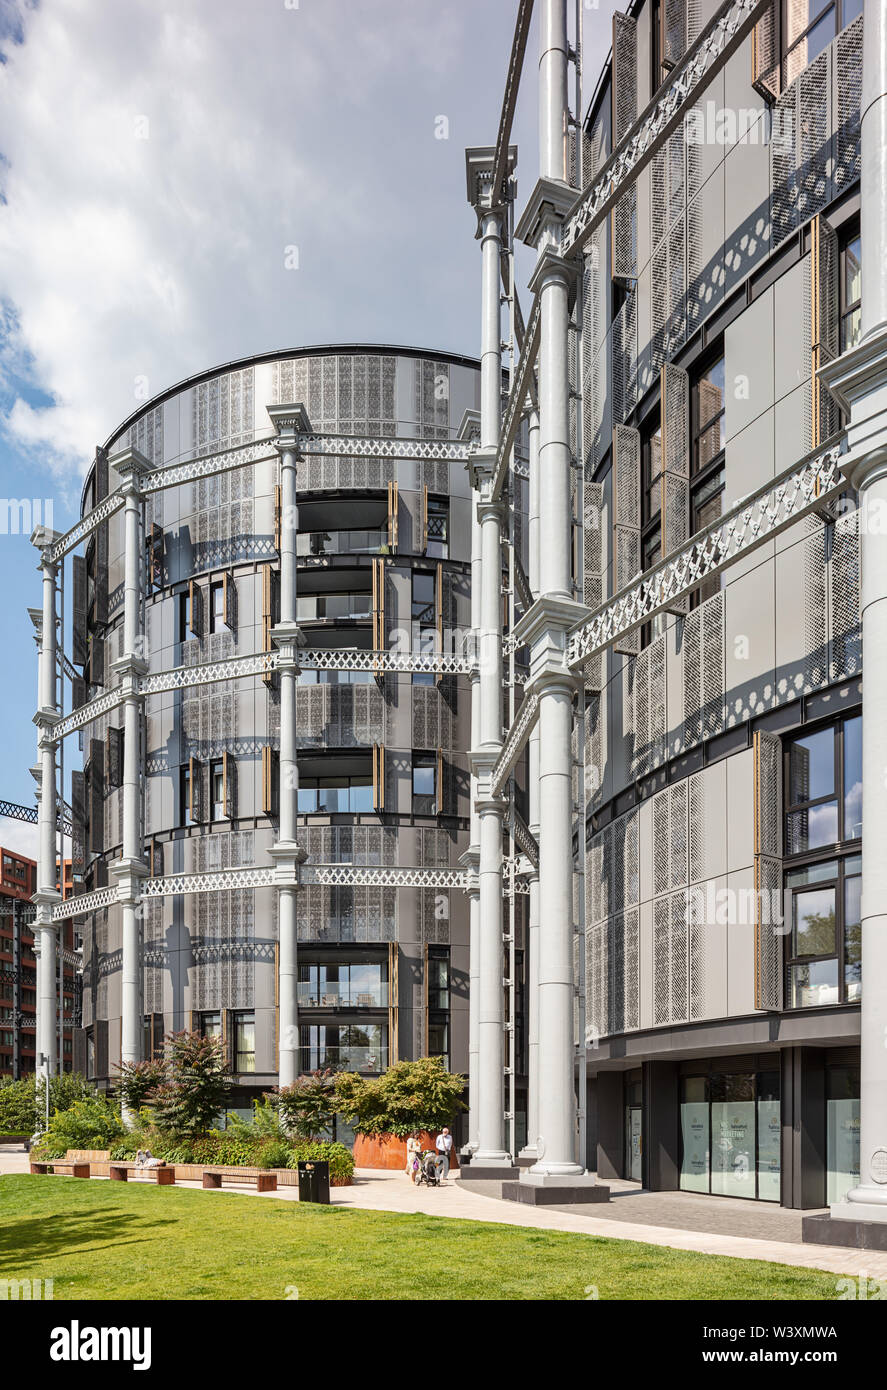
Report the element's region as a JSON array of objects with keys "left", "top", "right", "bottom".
[
  {"left": 299, "top": 1044, "right": 387, "bottom": 1074},
  {"left": 297, "top": 529, "right": 387, "bottom": 558},
  {"left": 298, "top": 981, "right": 389, "bottom": 1009}
]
